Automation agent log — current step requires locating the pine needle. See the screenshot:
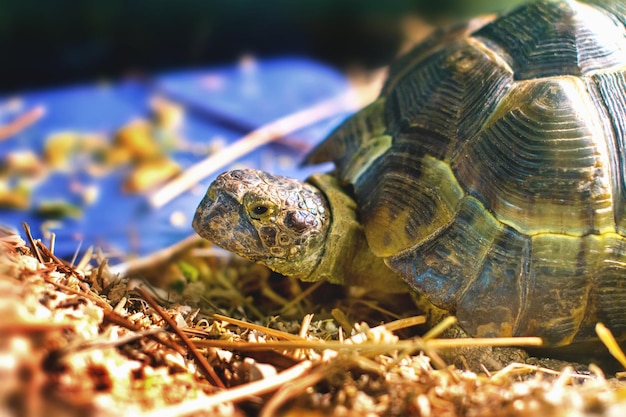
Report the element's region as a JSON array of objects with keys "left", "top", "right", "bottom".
[{"left": 596, "top": 322, "right": 626, "bottom": 370}]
